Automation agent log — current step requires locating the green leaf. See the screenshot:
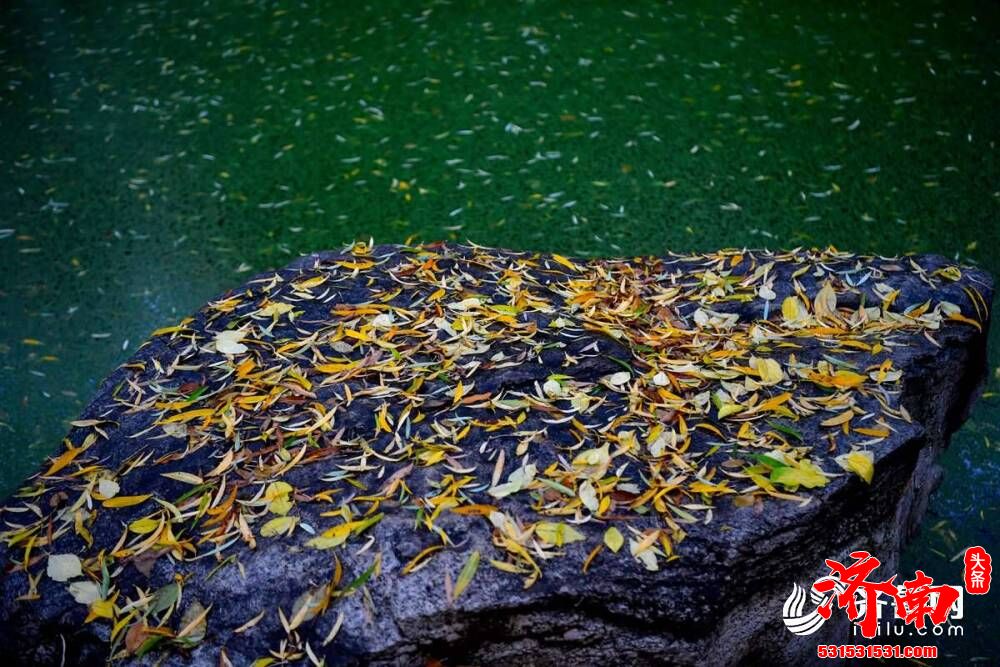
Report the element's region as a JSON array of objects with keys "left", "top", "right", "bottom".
[
  {"left": 150, "top": 582, "right": 180, "bottom": 615},
  {"left": 184, "top": 386, "right": 207, "bottom": 403},
  {"left": 100, "top": 557, "right": 111, "bottom": 599},
  {"left": 453, "top": 550, "right": 481, "bottom": 600},
  {"left": 750, "top": 453, "right": 788, "bottom": 469},
  {"left": 717, "top": 402, "right": 744, "bottom": 418},
  {"left": 770, "top": 459, "right": 829, "bottom": 490},
  {"left": 604, "top": 527, "right": 624, "bottom": 553},
  {"left": 260, "top": 515, "right": 298, "bottom": 537},
  {"left": 135, "top": 635, "right": 166, "bottom": 658},
  {"left": 767, "top": 420, "right": 803, "bottom": 442},
  {"left": 340, "top": 559, "right": 378, "bottom": 595},
  {"left": 821, "top": 354, "right": 859, "bottom": 371},
  {"left": 535, "top": 522, "right": 586, "bottom": 547}
]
